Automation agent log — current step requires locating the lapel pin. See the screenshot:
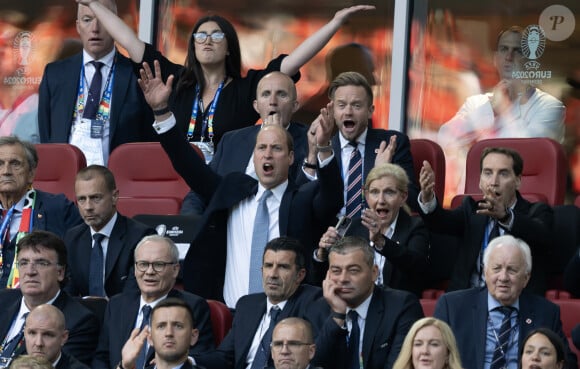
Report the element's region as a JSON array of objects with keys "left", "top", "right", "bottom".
[
  {"left": 37, "top": 214, "right": 43, "bottom": 218},
  {"left": 526, "top": 318, "right": 532, "bottom": 324}
]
